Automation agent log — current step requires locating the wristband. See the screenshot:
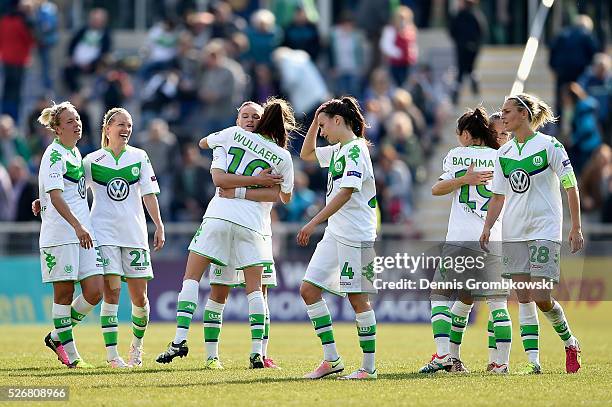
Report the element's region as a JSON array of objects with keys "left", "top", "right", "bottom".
[{"left": 235, "top": 187, "right": 247, "bottom": 199}]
